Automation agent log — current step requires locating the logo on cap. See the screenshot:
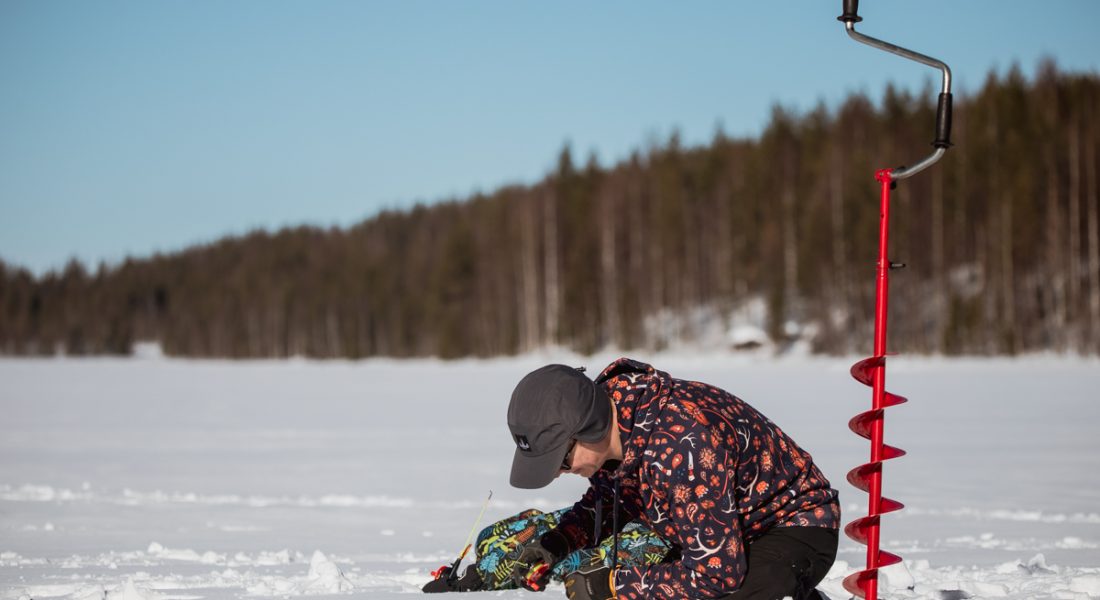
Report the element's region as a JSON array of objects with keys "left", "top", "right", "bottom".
[{"left": 514, "top": 434, "right": 532, "bottom": 452}]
